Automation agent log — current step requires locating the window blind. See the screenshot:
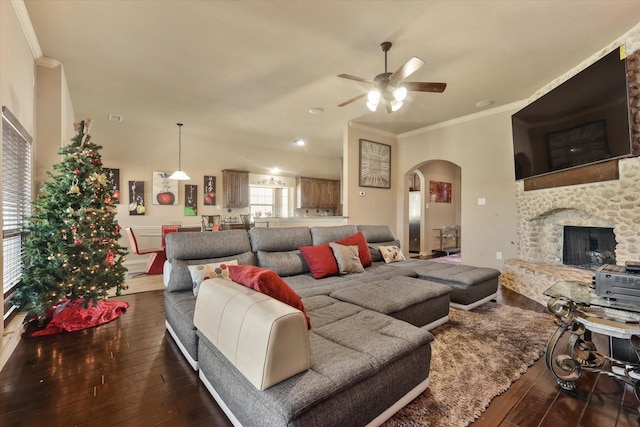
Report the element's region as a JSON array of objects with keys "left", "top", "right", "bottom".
[{"left": 2, "top": 107, "right": 32, "bottom": 320}]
